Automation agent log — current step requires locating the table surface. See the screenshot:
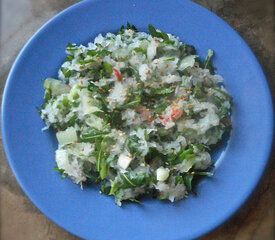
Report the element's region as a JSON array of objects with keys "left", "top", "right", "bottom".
[{"left": 0, "top": 0, "right": 274, "bottom": 239}]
